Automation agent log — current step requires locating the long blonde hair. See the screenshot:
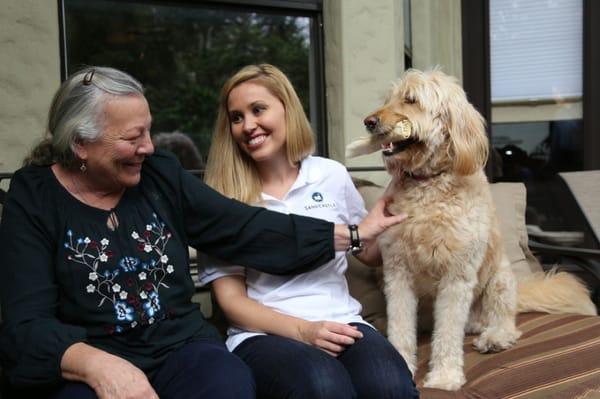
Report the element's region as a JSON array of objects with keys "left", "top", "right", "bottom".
[{"left": 204, "top": 64, "right": 315, "bottom": 204}]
